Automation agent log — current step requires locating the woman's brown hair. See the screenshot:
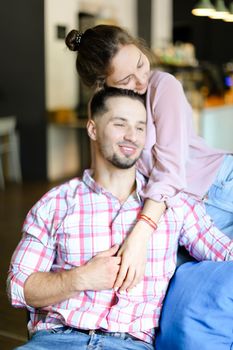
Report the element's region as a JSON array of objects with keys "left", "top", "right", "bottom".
[{"left": 65, "top": 25, "right": 151, "bottom": 89}]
